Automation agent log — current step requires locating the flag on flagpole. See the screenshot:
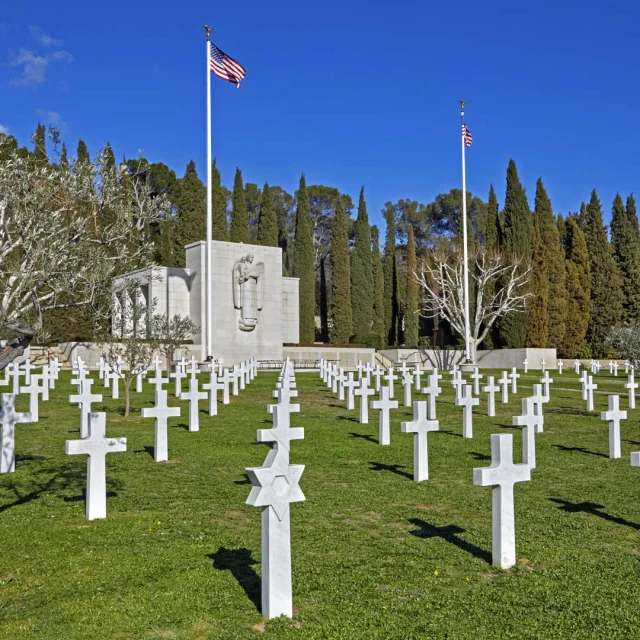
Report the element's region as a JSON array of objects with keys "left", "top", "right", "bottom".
[
  {"left": 209, "top": 42, "right": 246, "bottom": 87},
  {"left": 462, "top": 123, "right": 473, "bottom": 147}
]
